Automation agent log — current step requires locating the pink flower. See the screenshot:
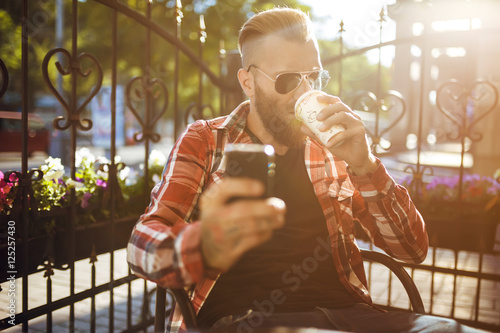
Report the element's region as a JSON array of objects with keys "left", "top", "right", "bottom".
[
  {"left": 8, "top": 172, "right": 18, "bottom": 183},
  {"left": 2, "top": 186, "right": 11, "bottom": 195},
  {"left": 1, "top": 172, "right": 13, "bottom": 197},
  {"left": 0, "top": 171, "right": 17, "bottom": 213}
]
